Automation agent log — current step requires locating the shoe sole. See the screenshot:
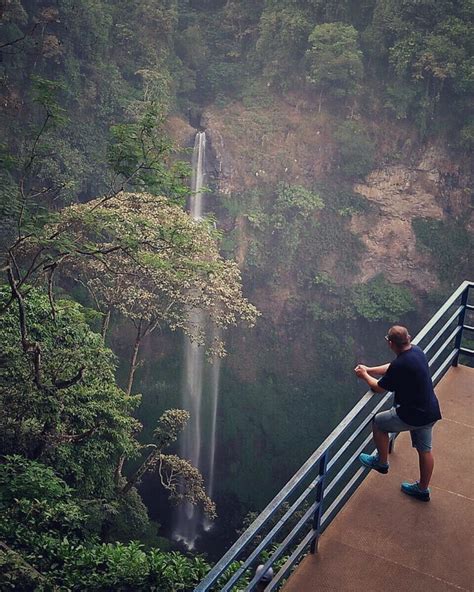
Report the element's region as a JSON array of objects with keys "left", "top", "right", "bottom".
[
  {"left": 401, "top": 488, "right": 430, "bottom": 502},
  {"left": 360, "top": 459, "right": 389, "bottom": 474}
]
